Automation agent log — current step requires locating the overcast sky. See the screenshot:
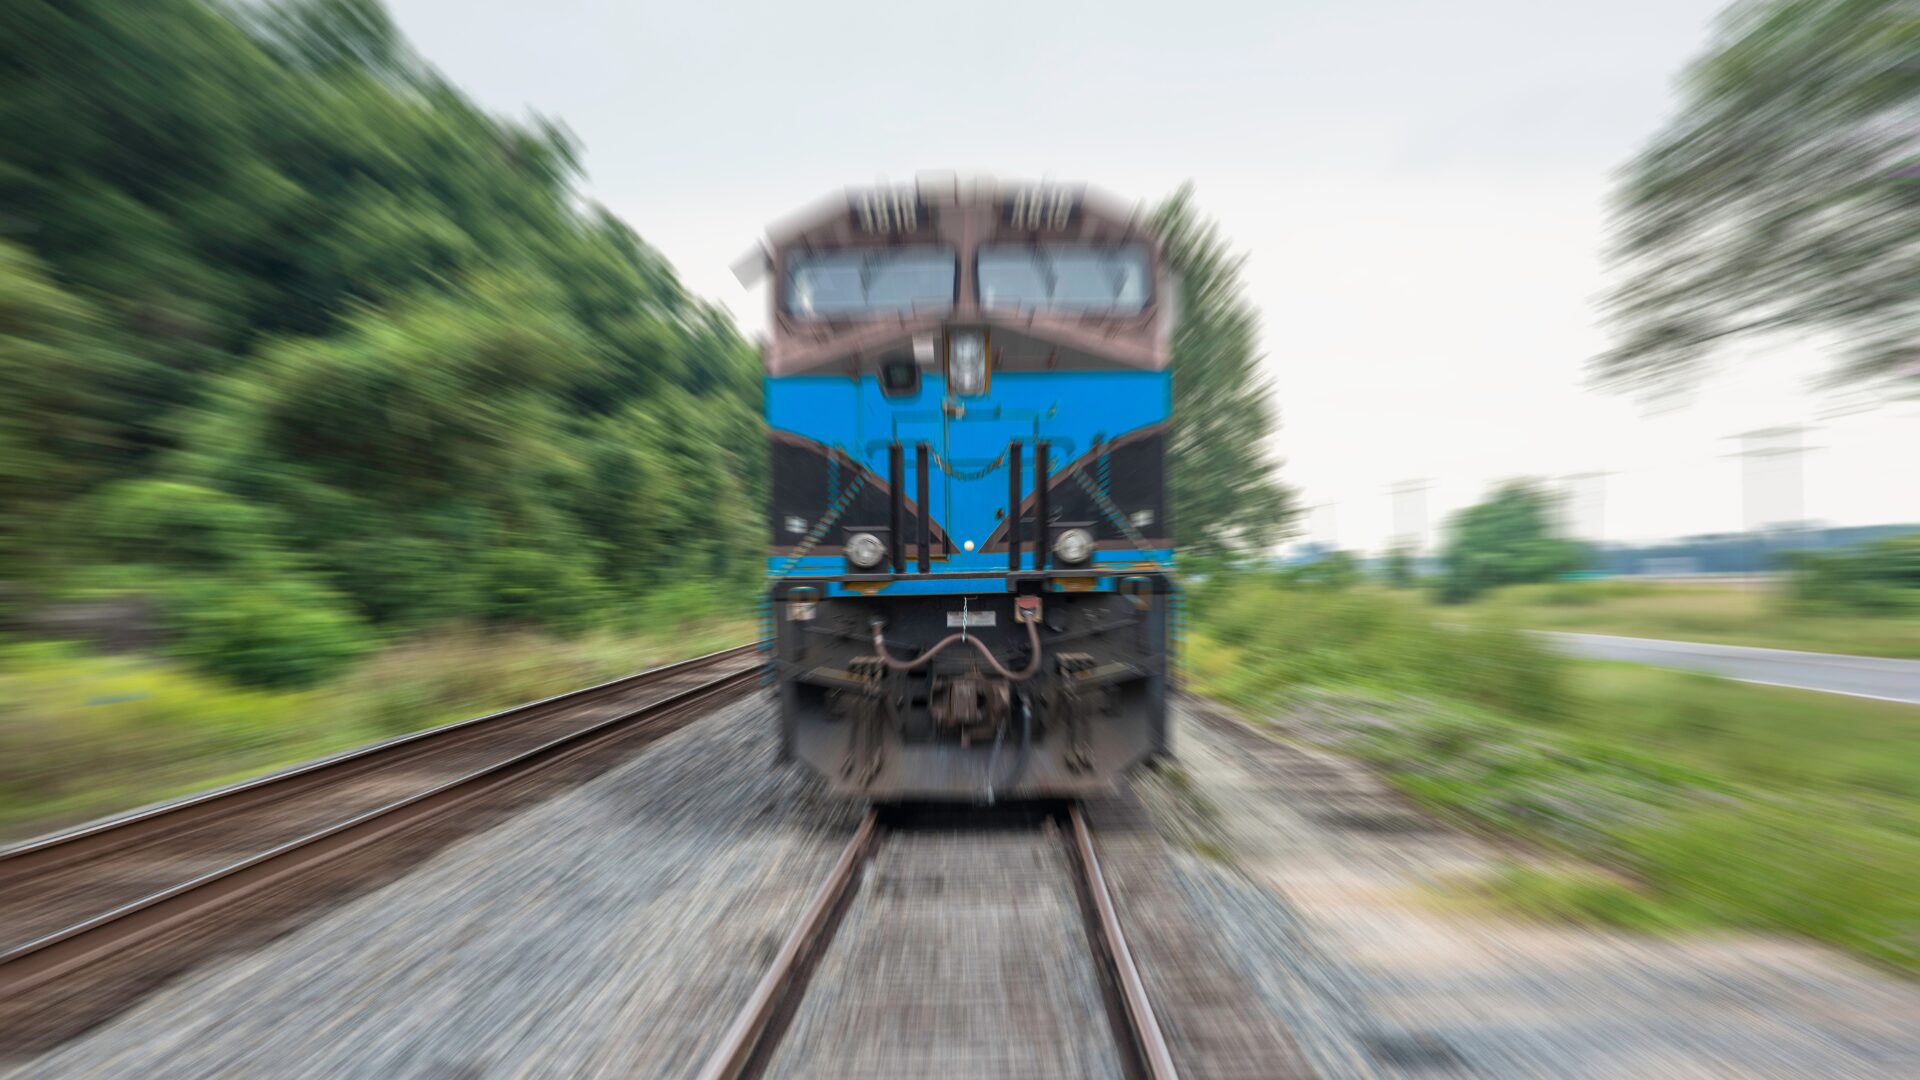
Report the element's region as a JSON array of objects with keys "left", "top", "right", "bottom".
[{"left": 386, "top": 0, "right": 1919, "bottom": 551}]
